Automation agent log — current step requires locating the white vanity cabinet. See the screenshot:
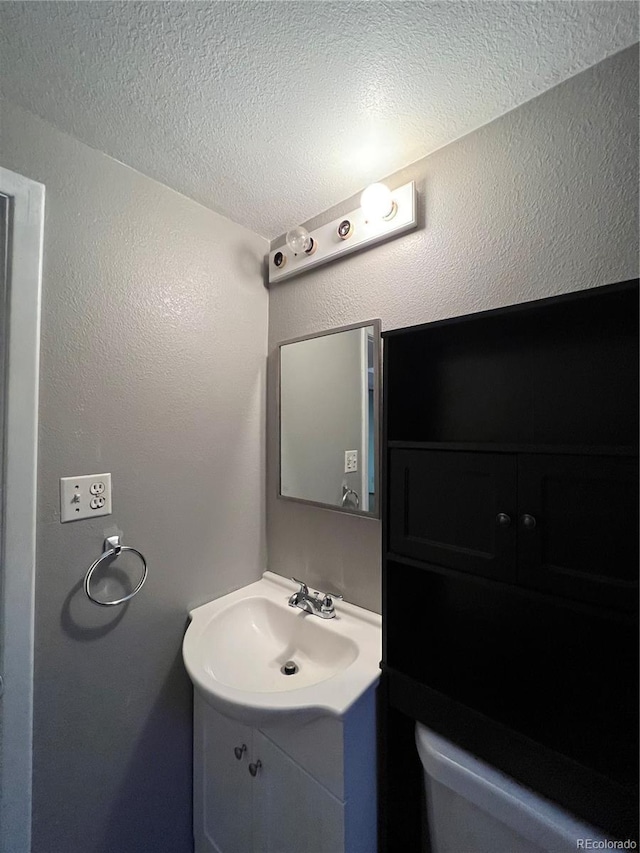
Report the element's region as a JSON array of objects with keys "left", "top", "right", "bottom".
[
  {"left": 197, "top": 701, "right": 253, "bottom": 853},
  {"left": 194, "top": 690, "right": 378, "bottom": 853},
  {"left": 251, "top": 731, "right": 345, "bottom": 853}
]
